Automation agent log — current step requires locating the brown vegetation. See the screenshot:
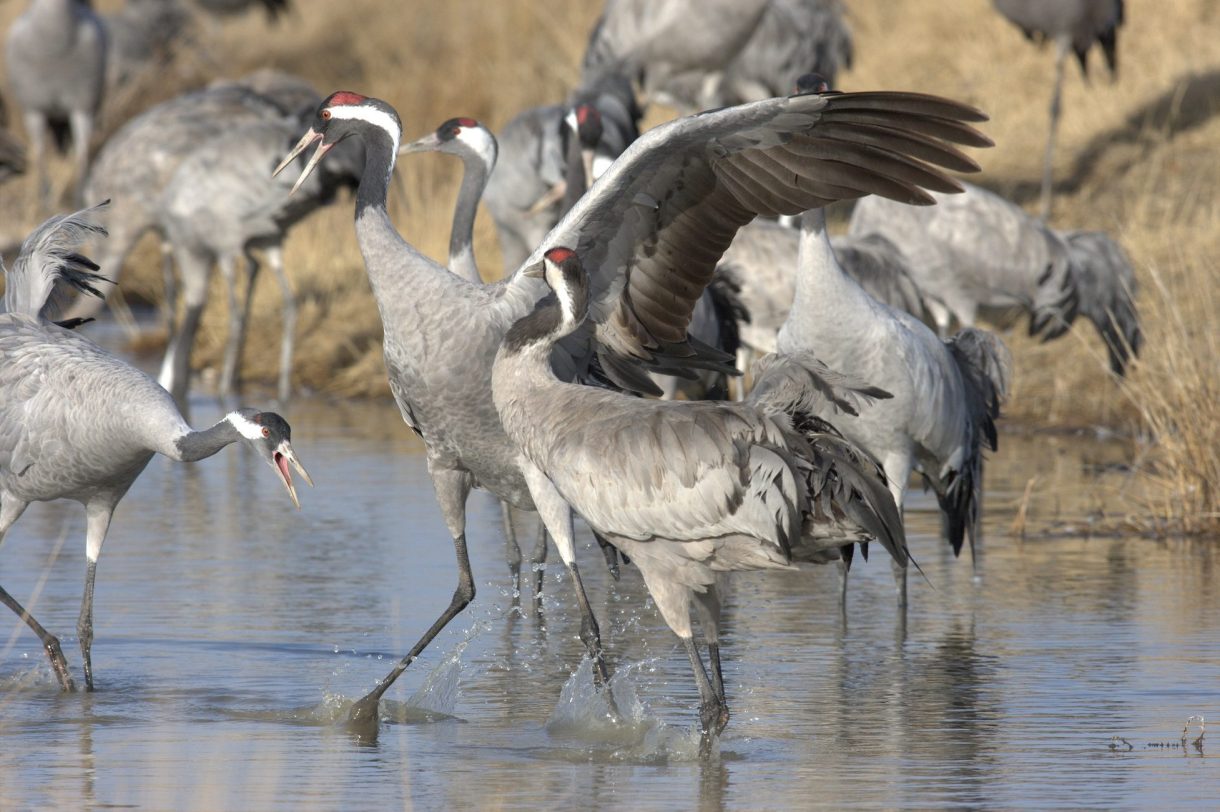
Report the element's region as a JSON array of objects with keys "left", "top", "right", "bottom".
[{"left": 0, "top": 0, "right": 1215, "bottom": 531}]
